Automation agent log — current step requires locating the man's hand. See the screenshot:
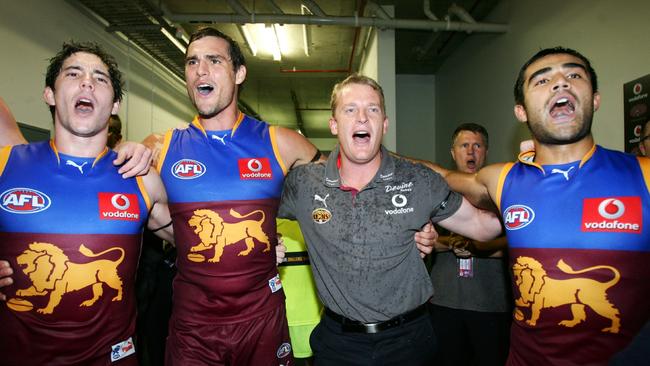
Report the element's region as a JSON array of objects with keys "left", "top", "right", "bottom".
[
  {"left": 276, "top": 236, "right": 287, "bottom": 265},
  {"left": 113, "top": 141, "right": 153, "bottom": 178},
  {"left": 0, "top": 260, "right": 14, "bottom": 301},
  {"left": 415, "top": 222, "right": 438, "bottom": 258}
]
